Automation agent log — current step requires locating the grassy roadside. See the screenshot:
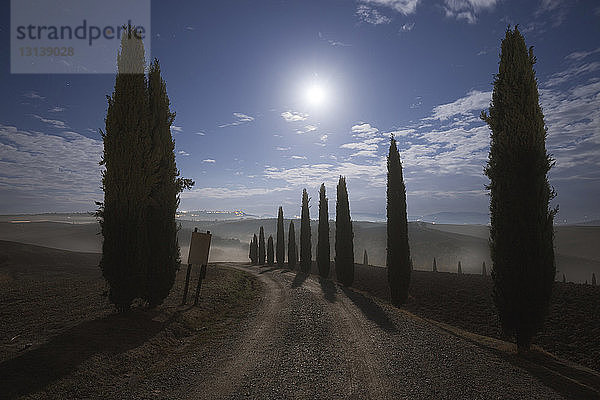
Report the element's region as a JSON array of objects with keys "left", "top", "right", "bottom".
[{"left": 0, "top": 247, "right": 262, "bottom": 399}]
